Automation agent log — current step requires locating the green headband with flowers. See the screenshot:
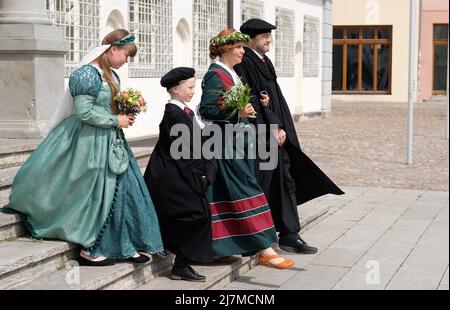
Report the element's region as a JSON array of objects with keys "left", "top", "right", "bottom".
[
  {"left": 111, "top": 34, "right": 135, "bottom": 47},
  {"left": 210, "top": 32, "right": 250, "bottom": 47}
]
